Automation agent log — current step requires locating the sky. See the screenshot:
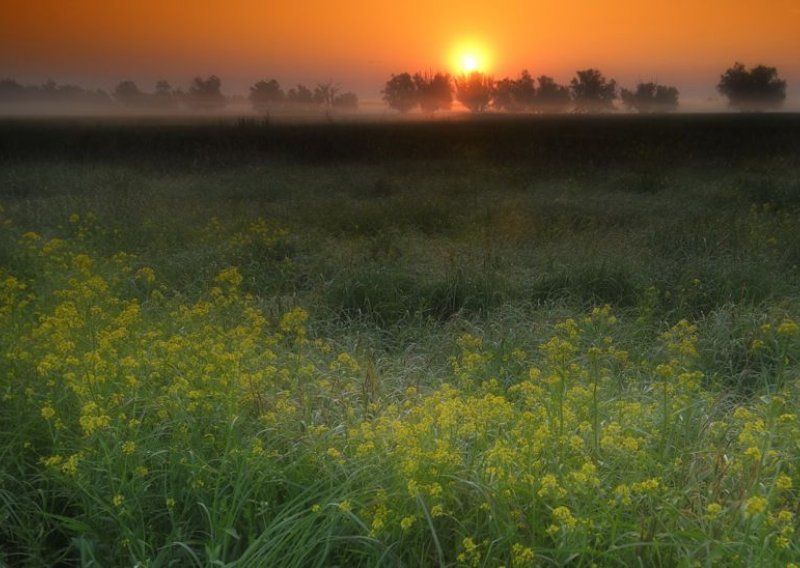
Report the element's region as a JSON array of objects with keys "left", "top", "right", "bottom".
[{"left": 2, "top": 0, "right": 799, "bottom": 106}]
